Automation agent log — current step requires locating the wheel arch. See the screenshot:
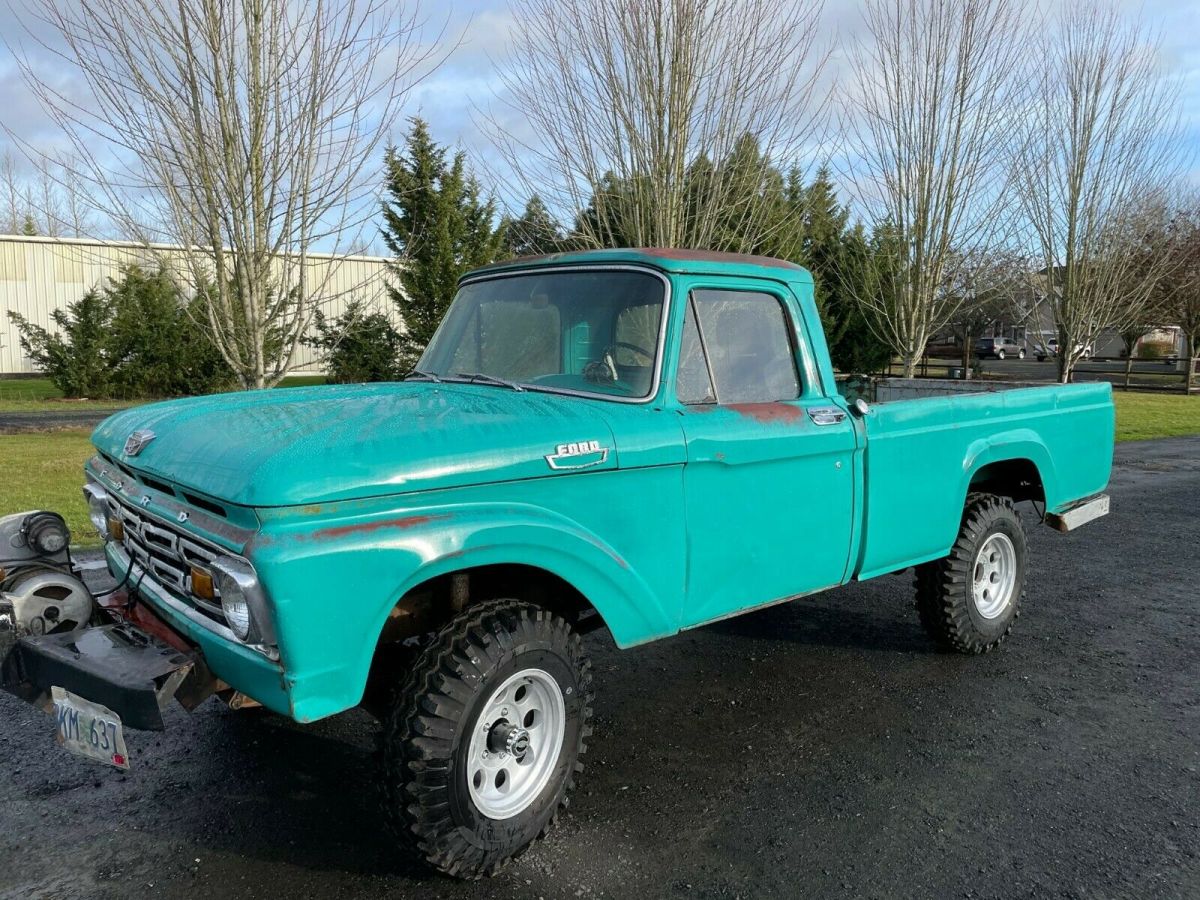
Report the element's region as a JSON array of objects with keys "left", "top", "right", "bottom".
[
  {"left": 961, "top": 430, "right": 1058, "bottom": 509},
  {"left": 350, "top": 508, "right": 675, "bottom": 713}
]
